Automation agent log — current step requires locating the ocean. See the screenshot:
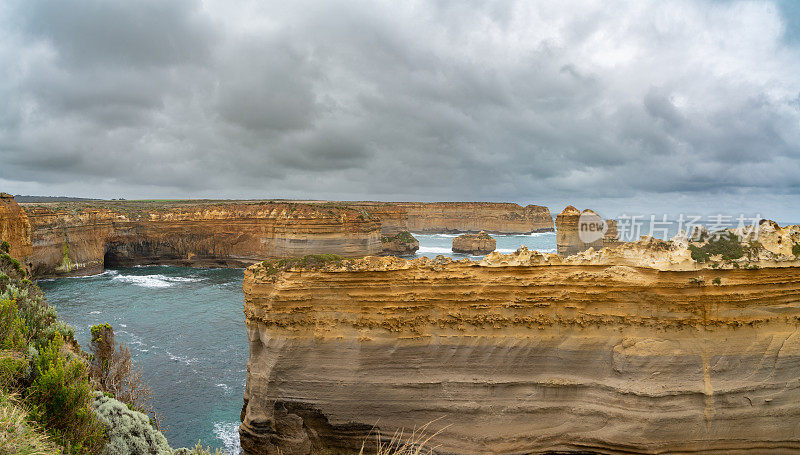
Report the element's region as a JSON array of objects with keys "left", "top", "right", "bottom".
[{"left": 36, "top": 232, "right": 557, "bottom": 453}]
